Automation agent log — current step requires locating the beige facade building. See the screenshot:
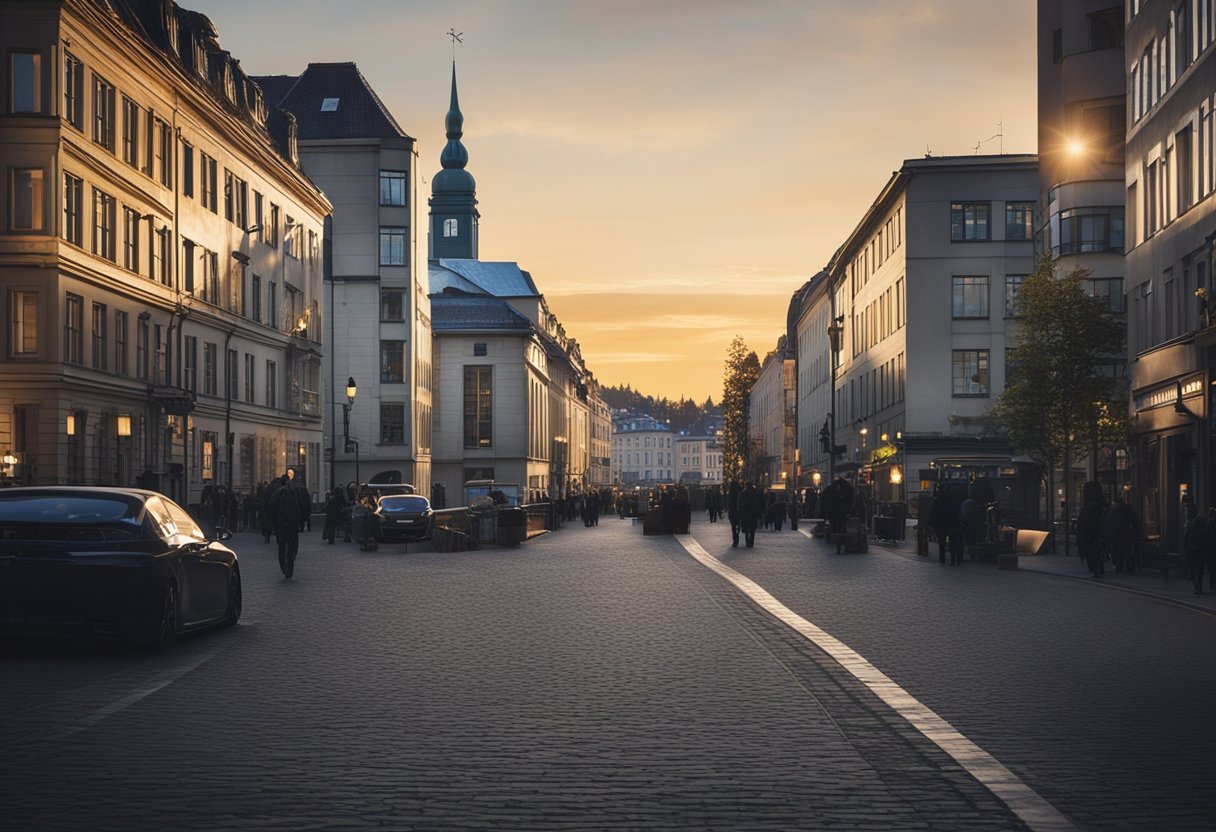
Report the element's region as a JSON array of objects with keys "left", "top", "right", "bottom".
[
  {"left": 0, "top": 0, "right": 330, "bottom": 503},
  {"left": 611, "top": 414, "right": 673, "bottom": 485},
  {"left": 675, "top": 434, "right": 723, "bottom": 485},
  {"left": 252, "top": 63, "right": 432, "bottom": 494},
  {"left": 1123, "top": 0, "right": 1216, "bottom": 552},
  {"left": 748, "top": 335, "right": 795, "bottom": 488}
]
